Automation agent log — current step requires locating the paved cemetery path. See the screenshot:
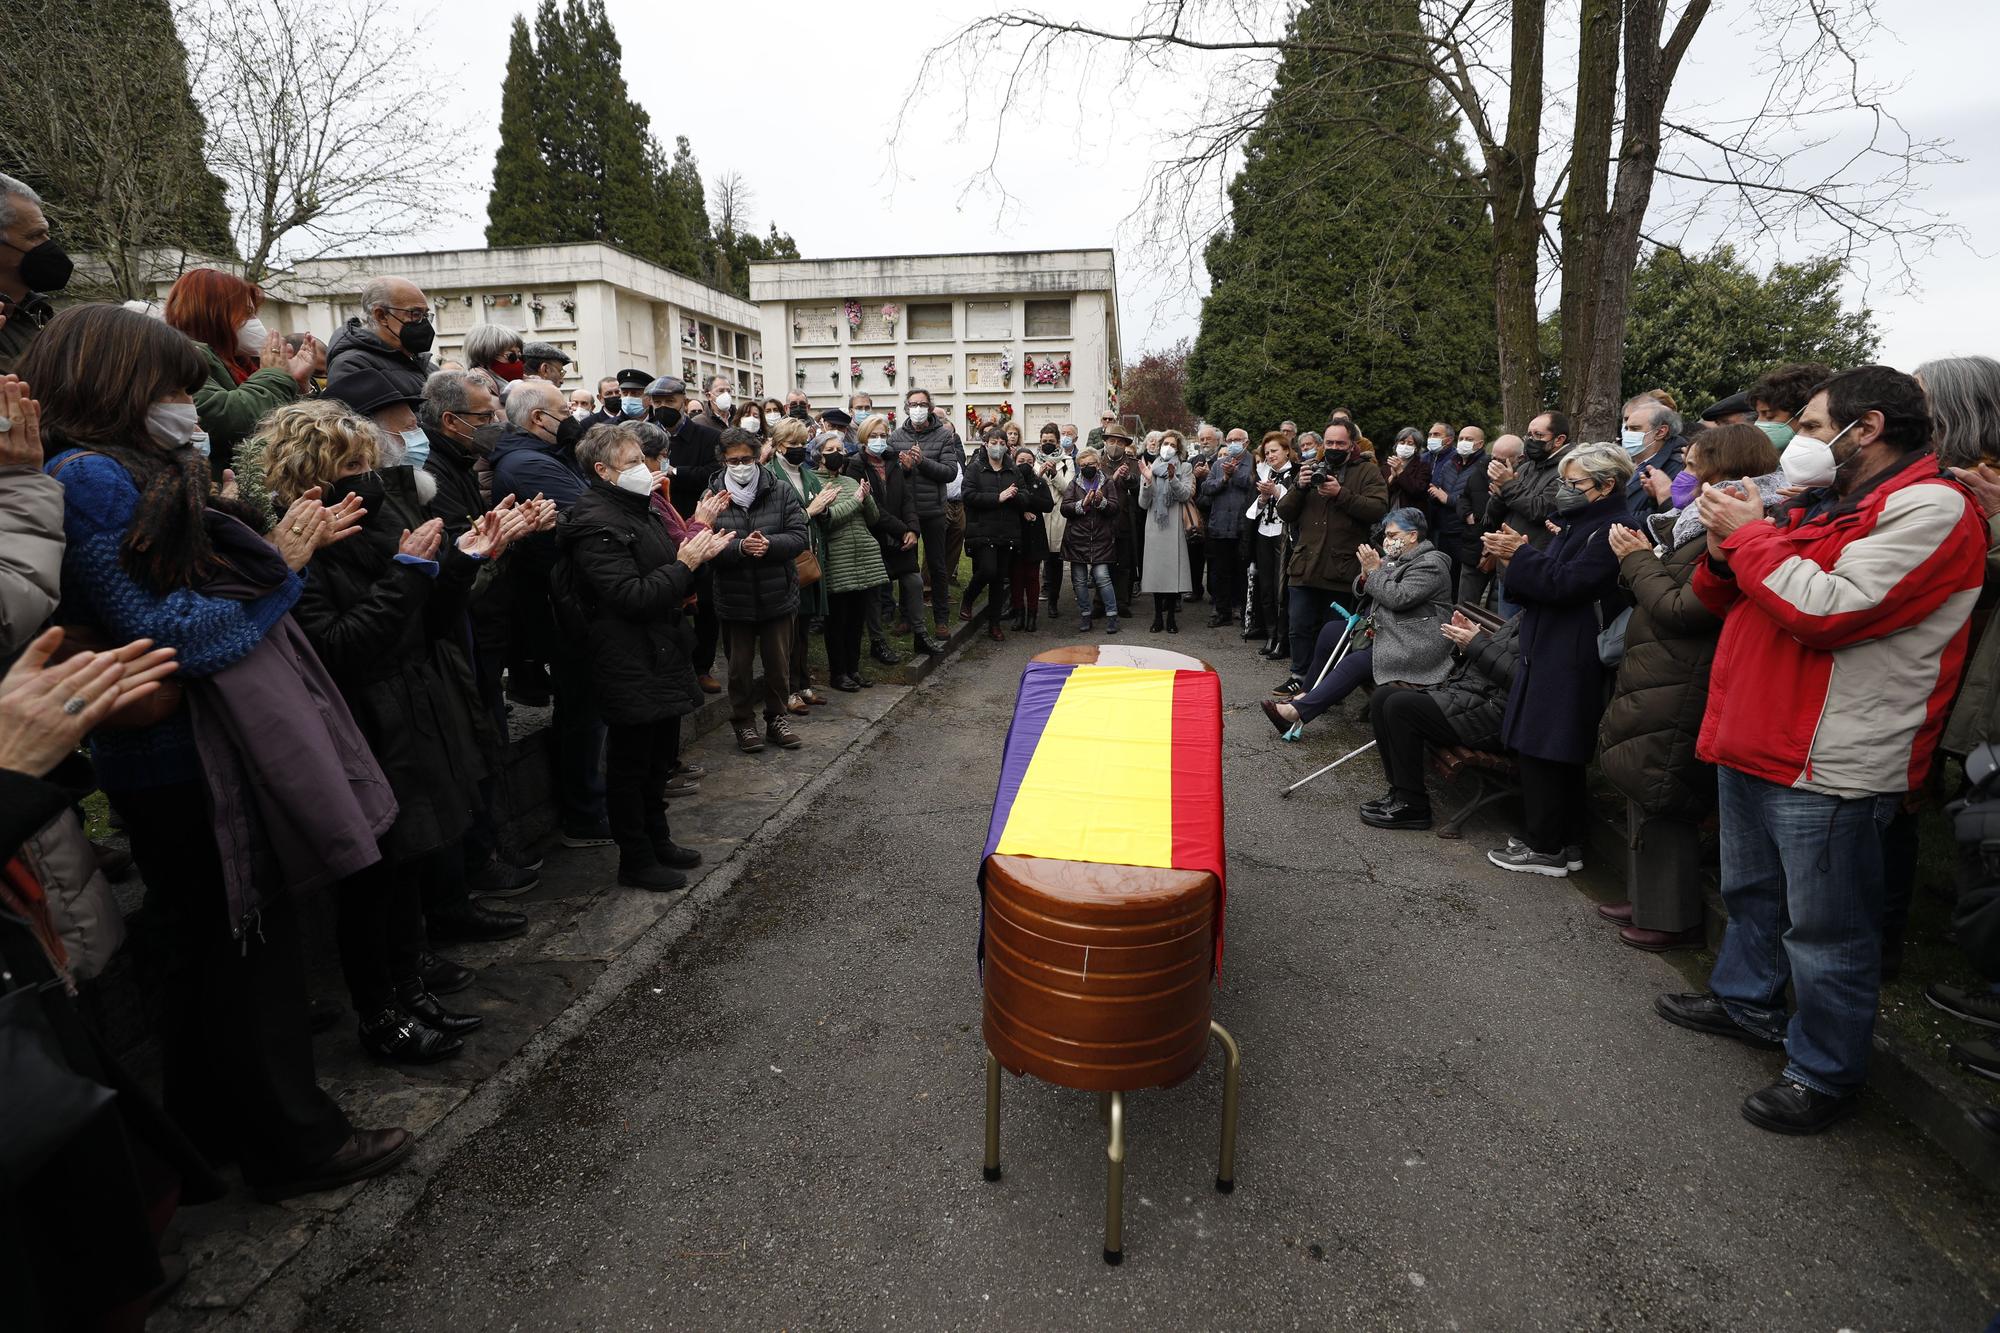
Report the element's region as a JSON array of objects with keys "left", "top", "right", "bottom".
[{"left": 303, "top": 620, "right": 1999, "bottom": 1331}]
